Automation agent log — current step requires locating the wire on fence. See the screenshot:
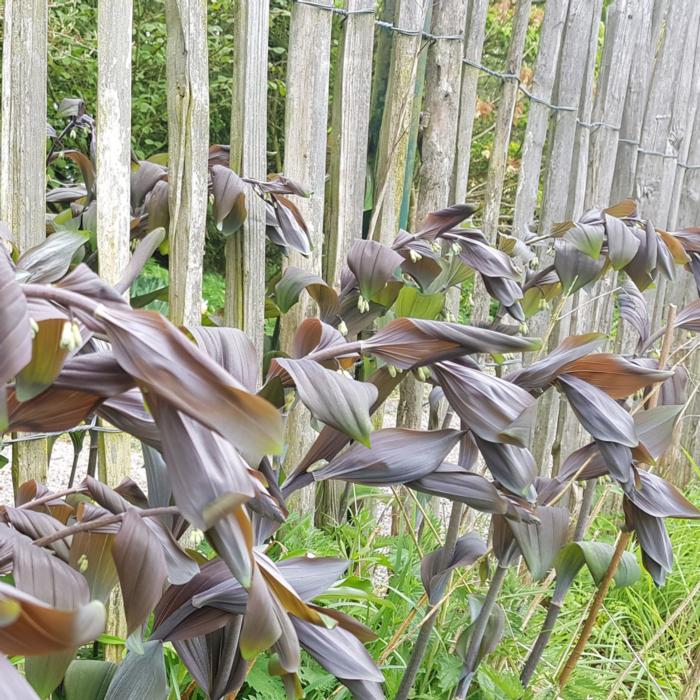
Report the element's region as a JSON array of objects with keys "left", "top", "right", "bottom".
[
  {"left": 2, "top": 422, "right": 121, "bottom": 446},
  {"left": 290, "top": 0, "right": 700, "bottom": 173}
]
